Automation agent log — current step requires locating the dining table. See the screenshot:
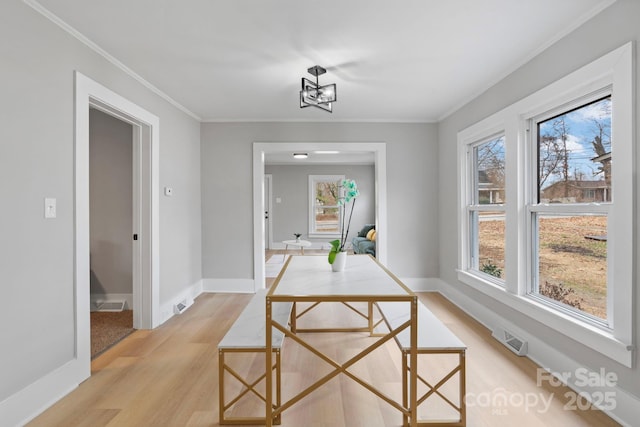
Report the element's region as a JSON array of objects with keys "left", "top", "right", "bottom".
[{"left": 265, "top": 254, "right": 419, "bottom": 426}]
